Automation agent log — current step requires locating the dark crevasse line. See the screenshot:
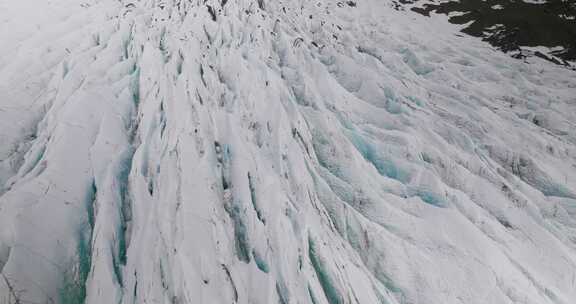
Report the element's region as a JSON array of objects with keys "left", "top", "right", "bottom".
[
  {"left": 308, "top": 235, "right": 344, "bottom": 304},
  {"left": 216, "top": 141, "right": 251, "bottom": 263},
  {"left": 487, "top": 146, "right": 576, "bottom": 199},
  {"left": 60, "top": 180, "right": 97, "bottom": 304},
  {"left": 132, "top": 271, "right": 138, "bottom": 304},
  {"left": 0, "top": 89, "right": 57, "bottom": 196},
  {"left": 83, "top": 34, "right": 141, "bottom": 300},
  {"left": 252, "top": 248, "right": 270, "bottom": 273},
  {"left": 227, "top": 196, "right": 252, "bottom": 264},
  {"left": 247, "top": 172, "right": 265, "bottom": 224},
  {"left": 221, "top": 264, "right": 238, "bottom": 302},
  {"left": 114, "top": 60, "right": 143, "bottom": 290},
  {"left": 114, "top": 146, "right": 137, "bottom": 288}
]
